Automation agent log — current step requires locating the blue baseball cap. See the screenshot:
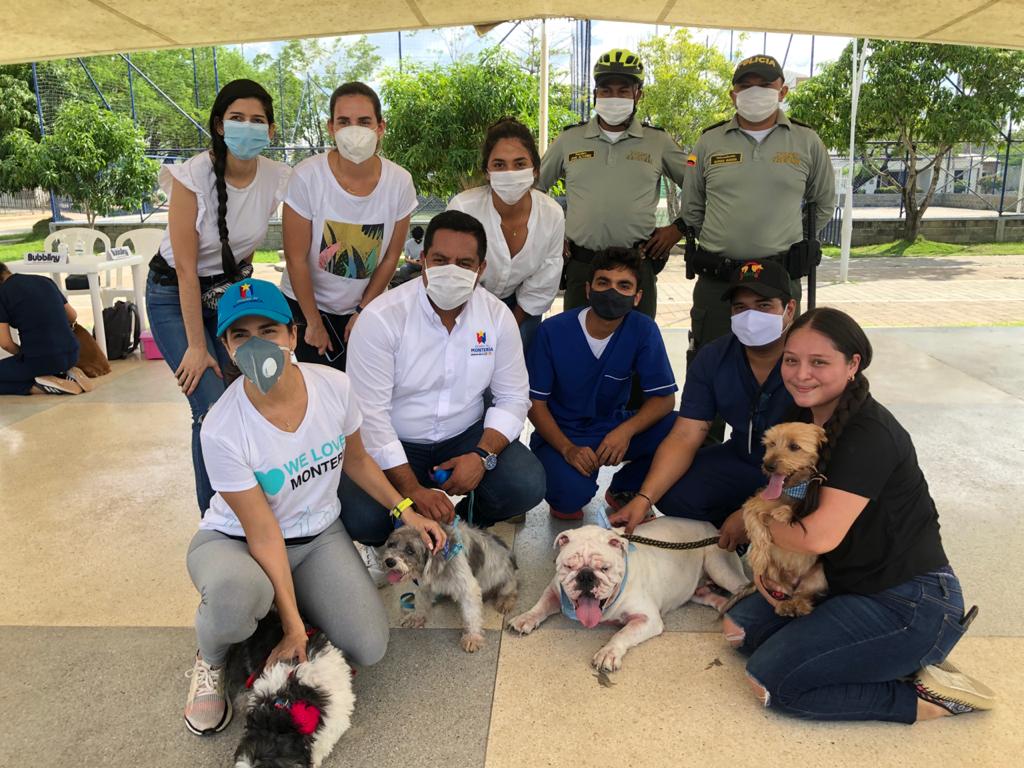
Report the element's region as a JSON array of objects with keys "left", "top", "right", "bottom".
[{"left": 216, "top": 278, "right": 293, "bottom": 336}]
